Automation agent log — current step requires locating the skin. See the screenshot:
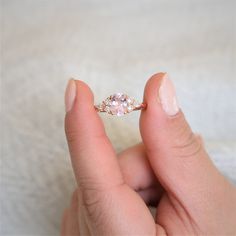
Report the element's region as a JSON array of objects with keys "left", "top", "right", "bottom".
[{"left": 62, "top": 73, "right": 236, "bottom": 236}]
